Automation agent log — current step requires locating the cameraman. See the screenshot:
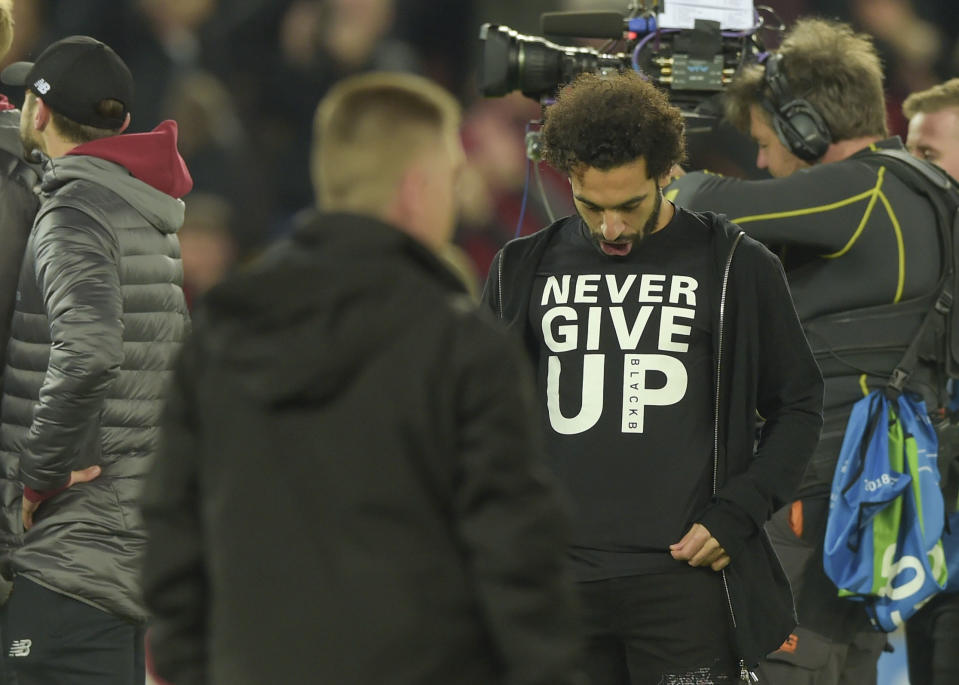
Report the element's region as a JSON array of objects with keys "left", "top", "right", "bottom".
[{"left": 668, "top": 18, "right": 945, "bottom": 684}]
